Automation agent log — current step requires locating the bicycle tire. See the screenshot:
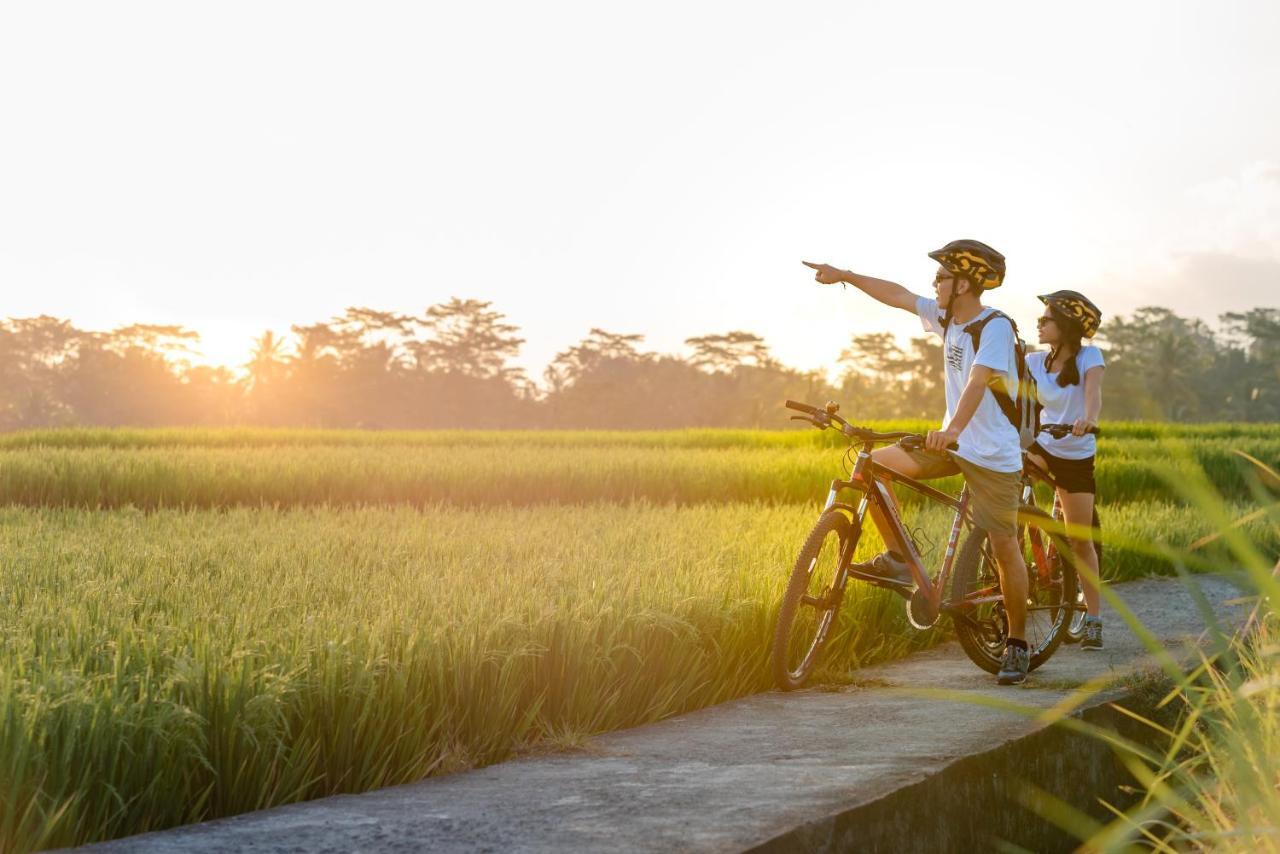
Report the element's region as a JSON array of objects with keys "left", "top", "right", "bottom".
[
  {"left": 771, "top": 510, "right": 858, "bottom": 691},
  {"left": 950, "top": 505, "right": 1077, "bottom": 675}
]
